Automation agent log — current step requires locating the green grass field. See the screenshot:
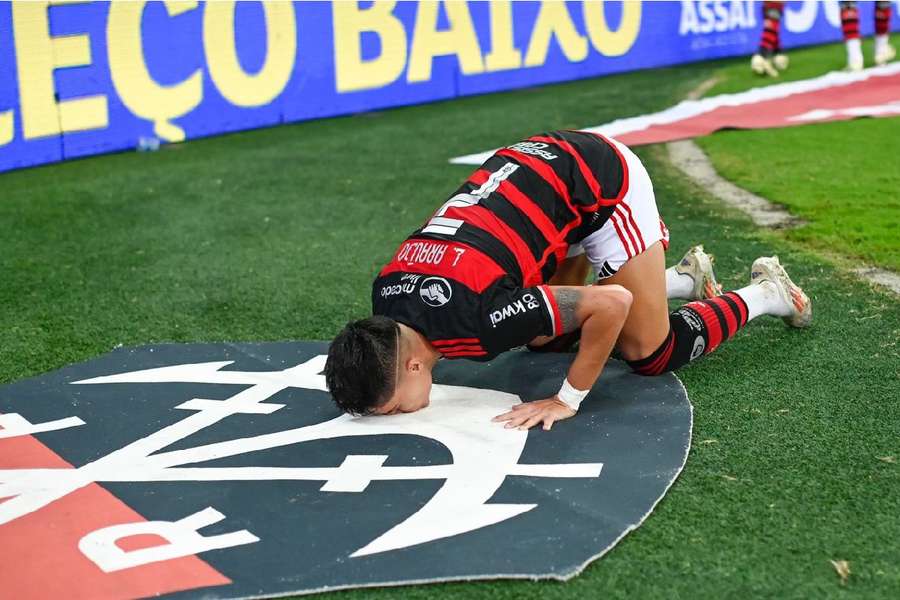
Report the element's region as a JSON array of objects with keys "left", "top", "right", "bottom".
[
  {"left": 1, "top": 46, "right": 898, "bottom": 598},
  {"left": 698, "top": 39, "right": 900, "bottom": 271}
]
